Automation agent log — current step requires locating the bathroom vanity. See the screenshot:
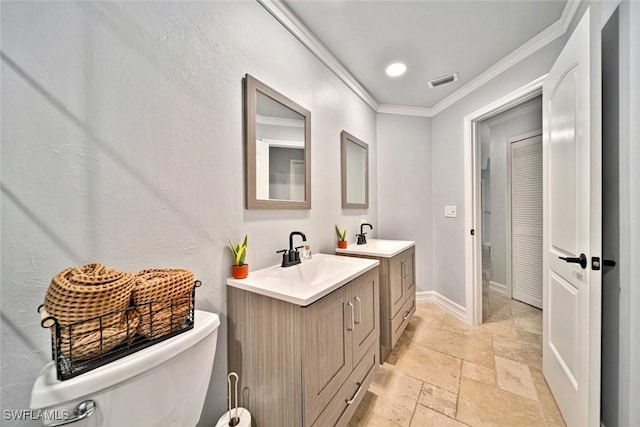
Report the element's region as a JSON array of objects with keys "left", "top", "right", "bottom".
[
  {"left": 227, "top": 254, "right": 380, "bottom": 427},
  {"left": 336, "top": 239, "right": 416, "bottom": 362}
]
